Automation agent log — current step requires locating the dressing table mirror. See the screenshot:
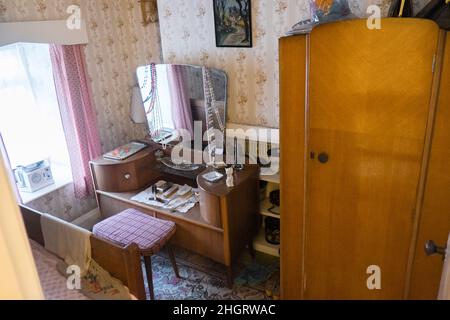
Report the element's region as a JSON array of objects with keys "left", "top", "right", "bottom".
[{"left": 136, "top": 64, "right": 227, "bottom": 150}]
